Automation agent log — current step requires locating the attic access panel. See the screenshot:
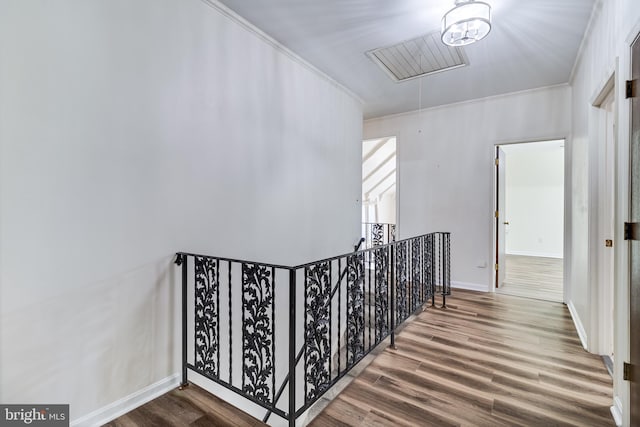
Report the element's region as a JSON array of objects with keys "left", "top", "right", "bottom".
[{"left": 367, "top": 31, "right": 468, "bottom": 82}]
